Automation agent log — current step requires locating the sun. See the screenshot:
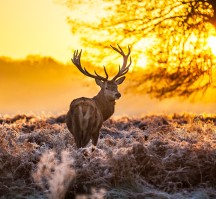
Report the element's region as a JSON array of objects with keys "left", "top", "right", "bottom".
[
  {"left": 207, "top": 36, "right": 216, "bottom": 55},
  {"left": 133, "top": 37, "right": 156, "bottom": 69},
  {"left": 136, "top": 55, "right": 148, "bottom": 69}
]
